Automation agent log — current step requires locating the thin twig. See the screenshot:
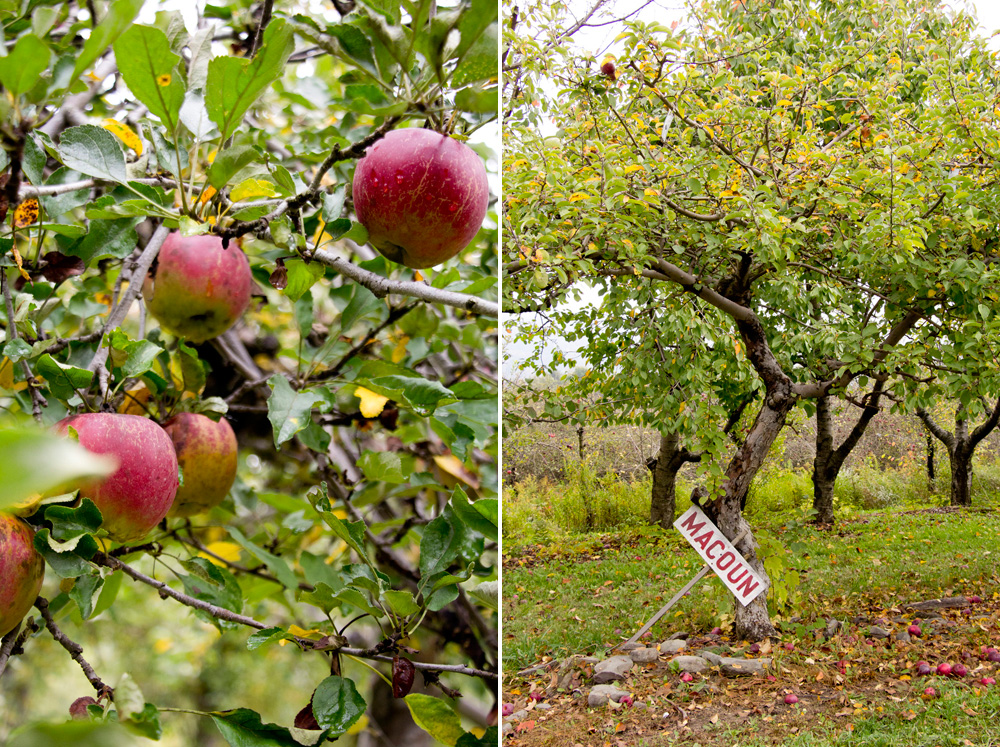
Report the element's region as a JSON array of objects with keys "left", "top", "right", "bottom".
[
  {"left": 248, "top": 0, "right": 275, "bottom": 57},
  {"left": 35, "top": 597, "right": 113, "bottom": 697},
  {"left": 92, "top": 554, "right": 496, "bottom": 681},
  {"left": 2, "top": 270, "right": 47, "bottom": 420},
  {"left": 0, "top": 622, "right": 23, "bottom": 677}
]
